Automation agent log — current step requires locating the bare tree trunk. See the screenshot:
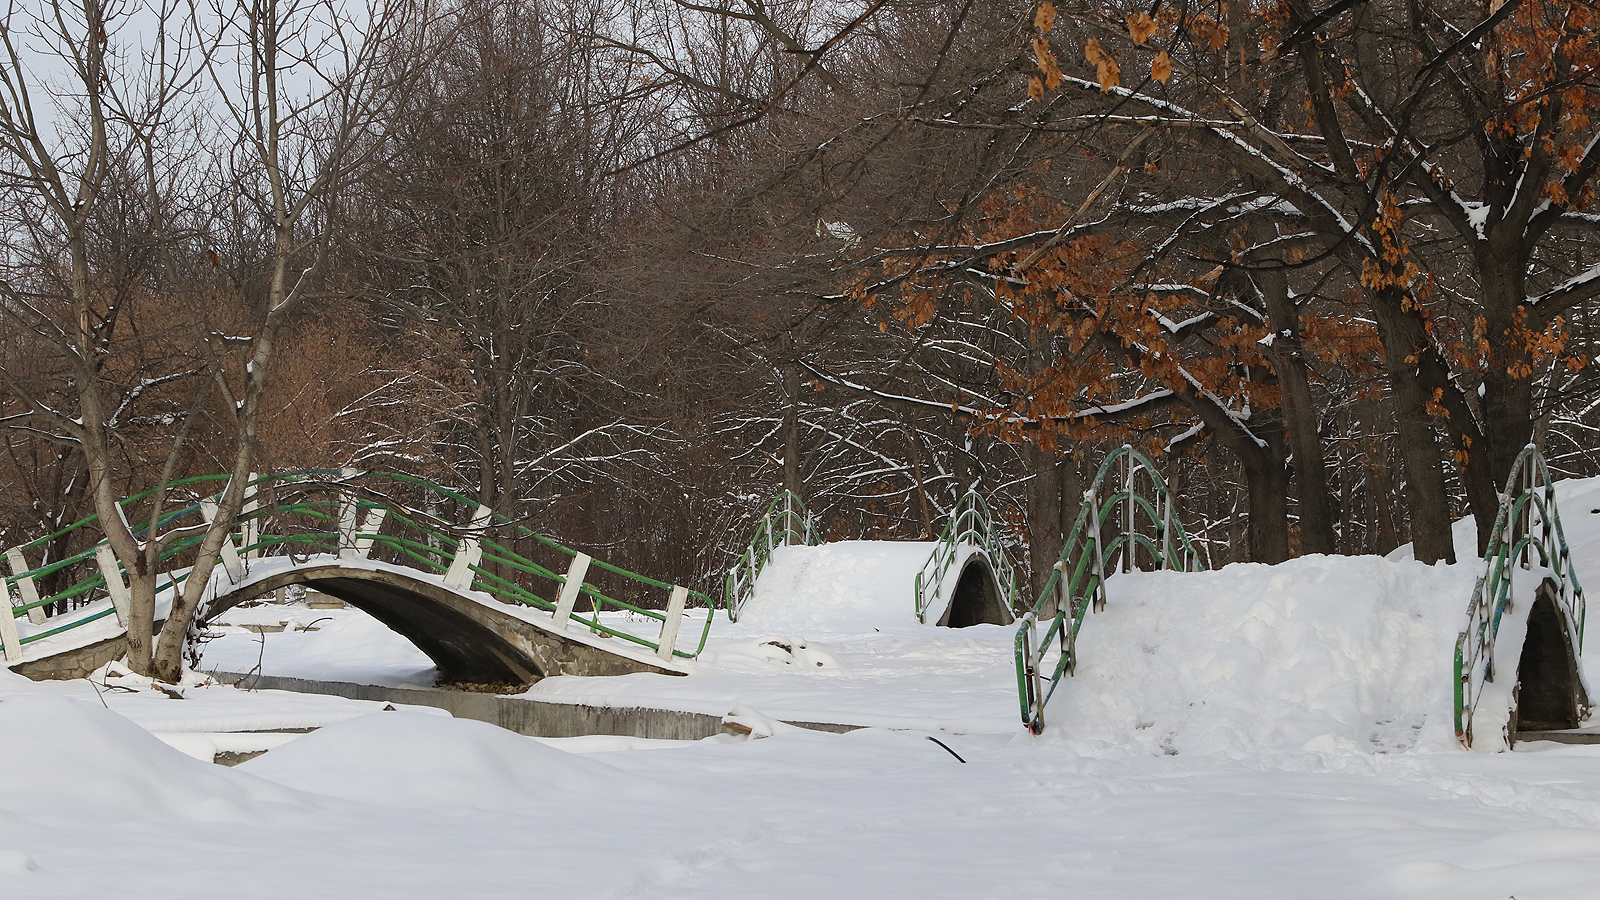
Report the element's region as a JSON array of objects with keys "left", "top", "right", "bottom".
[
  {"left": 903, "top": 421, "right": 934, "bottom": 538},
  {"left": 1026, "top": 441, "right": 1065, "bottom": 608},
  {"left": 1368, "top": 441, "right": 1401, "bottom": 554},
  {"left": 781, "top": 360, "right": 801, "bottom": 496},
  {"left": 1368, "top": 286, "right": 1456, "bottom": 564},
  {"left": 1256, "top": 267, "right": 1337, "bottom": 554}
]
